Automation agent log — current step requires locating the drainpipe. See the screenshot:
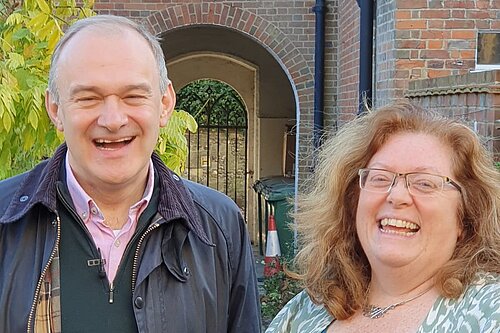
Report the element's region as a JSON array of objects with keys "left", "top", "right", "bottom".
[
  {"left": 313, "top": 0, "right": 326, "bottom": 148},
  {"left": 357, "top": 0, "right": 374, "bottom": 114}
]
